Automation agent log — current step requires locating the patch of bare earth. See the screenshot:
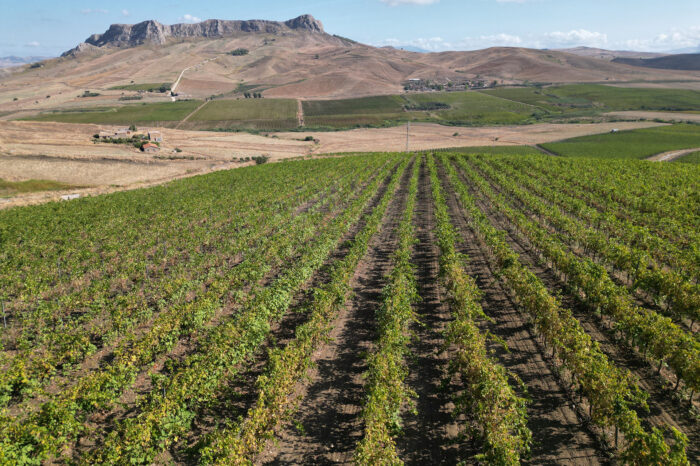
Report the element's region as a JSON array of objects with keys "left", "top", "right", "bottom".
[
  {"left": 259, "top": 160, "right": 412, "bottom": 465},
  {"left": 439, "top": 159, "right": 606, "bottom": 464},
  {"left": 396, "top": 157, "right": 466, "bottom": 464},
  {"left": 465, "top": 161, "right": 700, "bottom": 460}
]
